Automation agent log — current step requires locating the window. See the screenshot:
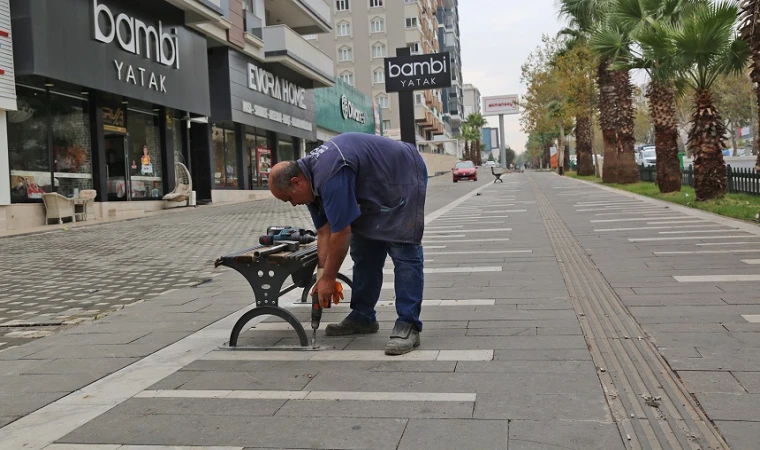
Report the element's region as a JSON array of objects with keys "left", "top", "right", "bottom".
[
  {"left": 8, "top": 86, "right": 93, "bottom": 203},
  {"left": 407, "top": 42, "right": 421, "bottom": 54},
  {"left": 245, "top": 126, "right": 271, "bottom": 189},
  {"left": 370, "top": 17, "right": 385, "bottom": 33},
  {"left": 373, "top": 68, "right": 385, "bottom": 84},
  {"left": 336, "top": 0, "right": 349, "bottom": 11},
  {"left": 338, "top": 46, "right": 353, "bottom": 61},
  {"left": 341, "top": 71, "right": 355, "bottom": 86},
  {"left": 371, "top": 42, "right": 386, "bottom": 58},
  {"left": 337, "top": 21, "right": 351, "bottom": 36},
  {"left": 376, "top": 94, "right": 389, "bottom": 109},
  {"left": 242, "top": 0, "right": 254, "bottom": 11},
  {"left": 382, "top": 119, "right": 391, "bottom": 130},
  {"left": 415, "top": 93, "right": 423, "bottom": 104},
  {"left": 212, "top": 124, "right": 239, "bottom": 189},
  {"left": 405, "top": 17, "right": 418, "bottom": 28},
  {"left": 369, "top": 0, "right": 383, "bottom": 7},
  {"left": 127, "top": 108, "right": 163, "bottom": 199}
]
